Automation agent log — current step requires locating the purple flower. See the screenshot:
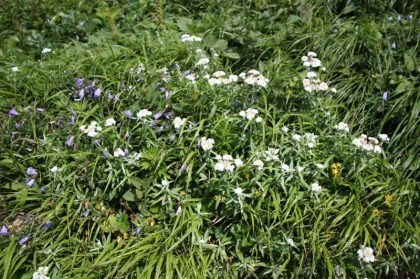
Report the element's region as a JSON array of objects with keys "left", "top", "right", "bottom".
[
  {"left": 26, "top": 178, "right": 35, "bottom": 187},
  {"left": 43, "top": 221, "right": 53, "bottom": 230},
  {"left": 160, "top": 87, "right": 166, "bottom": 93},
  {"left": 18, "top": 235, "right": 30, "bottom": 245},
  {"left": 0, "top": 225, "right": 8, "bottom": 236},
  {"left": 135, "top": 227, "right": 141, "bottom": 236},
  {"left": 407, "top": 15, "right": 413, "bottom": 20},
  {"left": 124, "top": 149, "right": 129, "bottom": 156},
  {"left": 150, "top": 121, "right": 156, "bottom": 128},
  {"left": 93, "top": 88, "right": 101, "bottom": 98},
  {"left": 39, "top": 185, "right": 48, "bottom": 194},
  {"left": 154, "top": 111, "right": 163, "bottom": 120},
  {"left": 184, "top": 70, "right": 191, "bottom": 76},
  {"left": 397, "top": 15, "right": 402, "bottom": 21},
  {"left": 83, "top": 210, "right": 90, "bottom": 218},
  {"left": 76, "top": 78, "right": 84, "bottom": 88},
  {"left": 120, "top": 82, "right": 126, "bottom": 90},
  {"left": 27, "top": 167, "right": 37, "bottom": 176},
  {"left": 70, "top": 111, "right": 77, "bottom": 125},
  {"left": 78, "top": 89, "right": 85, "bottom": 100},
  {"left": 102, "top": 151, "right": 109, "bottom": 159},
  {"left": 124, "top": 110, "right": 132, "bottom": 118},
  {"left": 165, "top": 111, "right": 172, "bottom": 119},
  {"left": 8, "top": 108, "right": 19, "bottom": 116},
  {"left": 382, "top": 92, "right": 388, "bottom": 101},
  {"left": 65, "top": 136, "right": 75, "bottom": 146},
  {"left": 165, "top": 91, "right": 171, "bottom": 100},
  {"left": 391, "top": 42, "right": 397, "bottom": 49}
]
